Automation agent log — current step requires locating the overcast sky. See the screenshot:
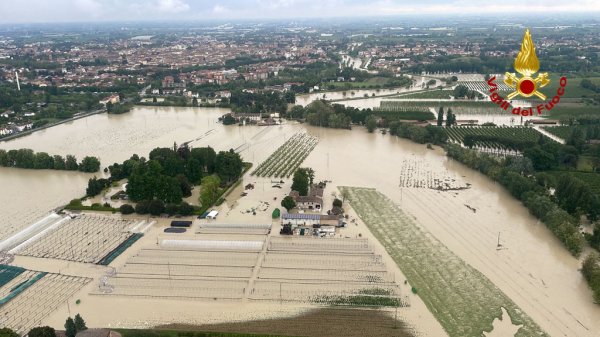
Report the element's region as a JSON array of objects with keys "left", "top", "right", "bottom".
[{"left": 0, "top": 0, "right": 599, "bottom": 24}]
